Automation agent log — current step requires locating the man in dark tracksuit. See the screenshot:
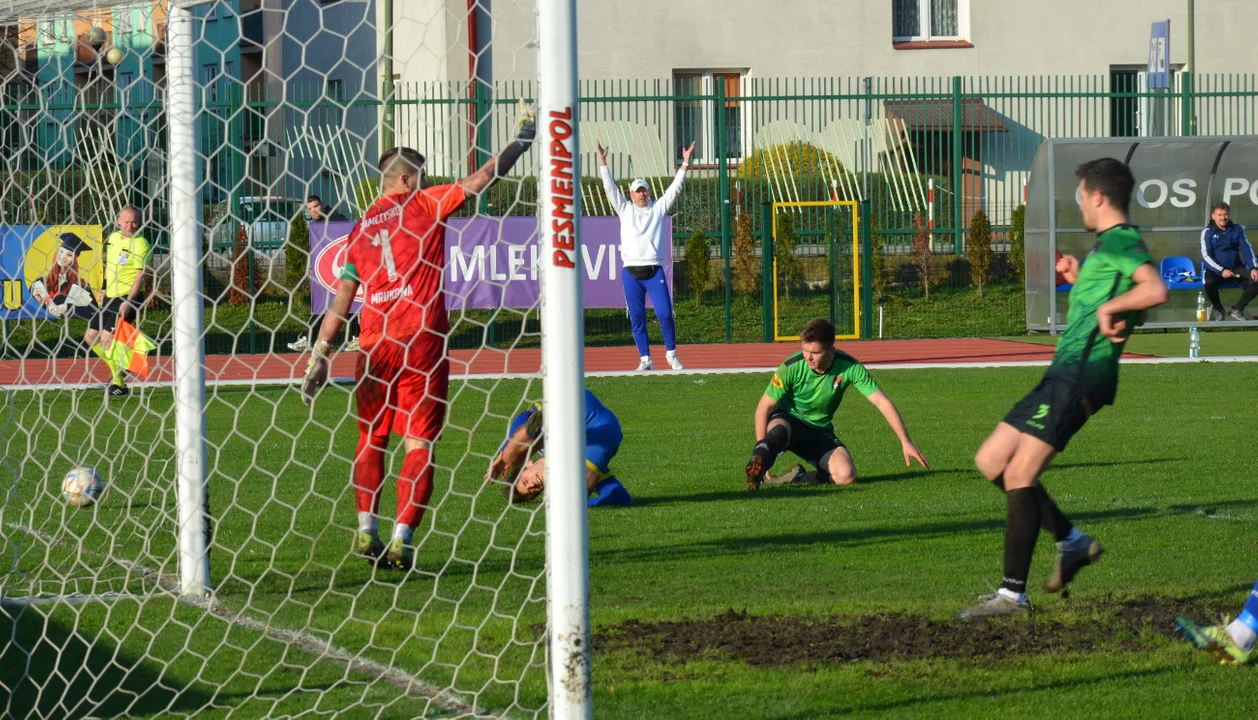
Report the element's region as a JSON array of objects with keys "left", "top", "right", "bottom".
[{"left": 1200, "top": 201, "right": 1258, "bottom": 321}]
